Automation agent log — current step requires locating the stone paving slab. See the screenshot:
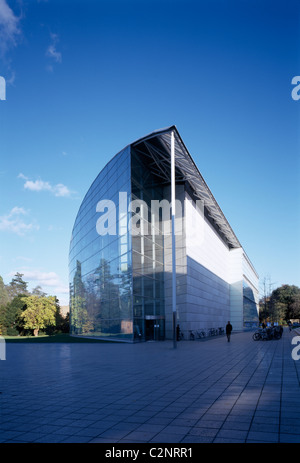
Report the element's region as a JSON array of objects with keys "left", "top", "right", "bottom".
[{"left": 0, "top": 328, "right": 300, "bottom": 443}]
